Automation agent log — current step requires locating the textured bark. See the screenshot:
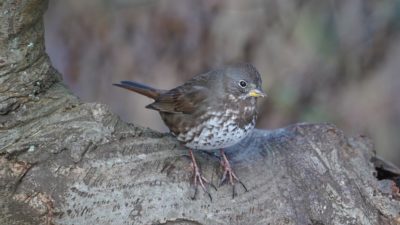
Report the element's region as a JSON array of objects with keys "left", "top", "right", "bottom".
[{"left": 1, "top": 1, "right": 400, "bottom": 225}]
